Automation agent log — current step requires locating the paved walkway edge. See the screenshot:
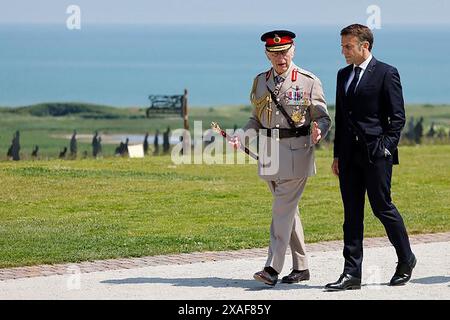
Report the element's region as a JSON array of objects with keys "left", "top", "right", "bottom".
[{"left": 1, "top": 232, "right": 449, "bottom": 281}]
